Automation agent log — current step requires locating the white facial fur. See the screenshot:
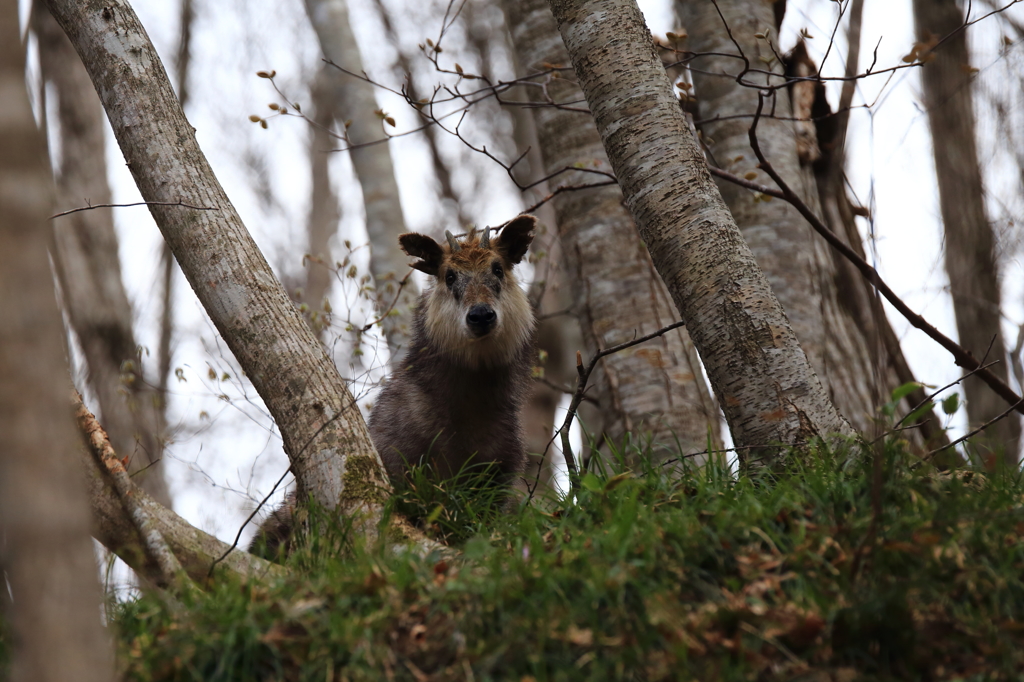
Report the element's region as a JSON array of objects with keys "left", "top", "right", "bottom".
[{"left": 423, "top": 268, "right": 534, "bottom": 369}]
